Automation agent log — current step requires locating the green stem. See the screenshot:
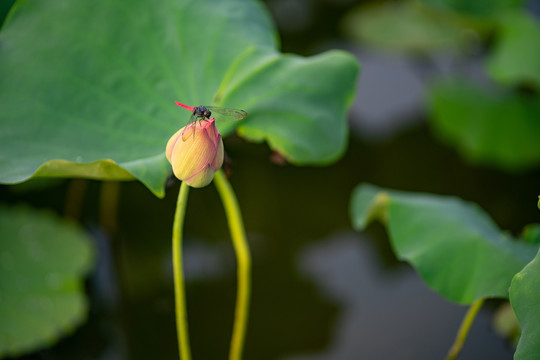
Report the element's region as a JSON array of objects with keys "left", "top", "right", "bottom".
[
  {"left": 214, "top": 169, "right": 251, "bottom": 360},
  {"left": 446, "top": 298, "right": 485, "bottom": 360},
  {"left": 172, "top": 182, "right": 192, "bottom": 360}
]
